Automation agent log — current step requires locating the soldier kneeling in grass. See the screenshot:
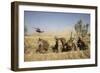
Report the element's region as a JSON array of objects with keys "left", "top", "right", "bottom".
[
  {"left": 36, "top": 38, "right": 49, "bottom": 54},
  {"left": 77, "top": 37, "right": 88, "bottom": 50}
]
